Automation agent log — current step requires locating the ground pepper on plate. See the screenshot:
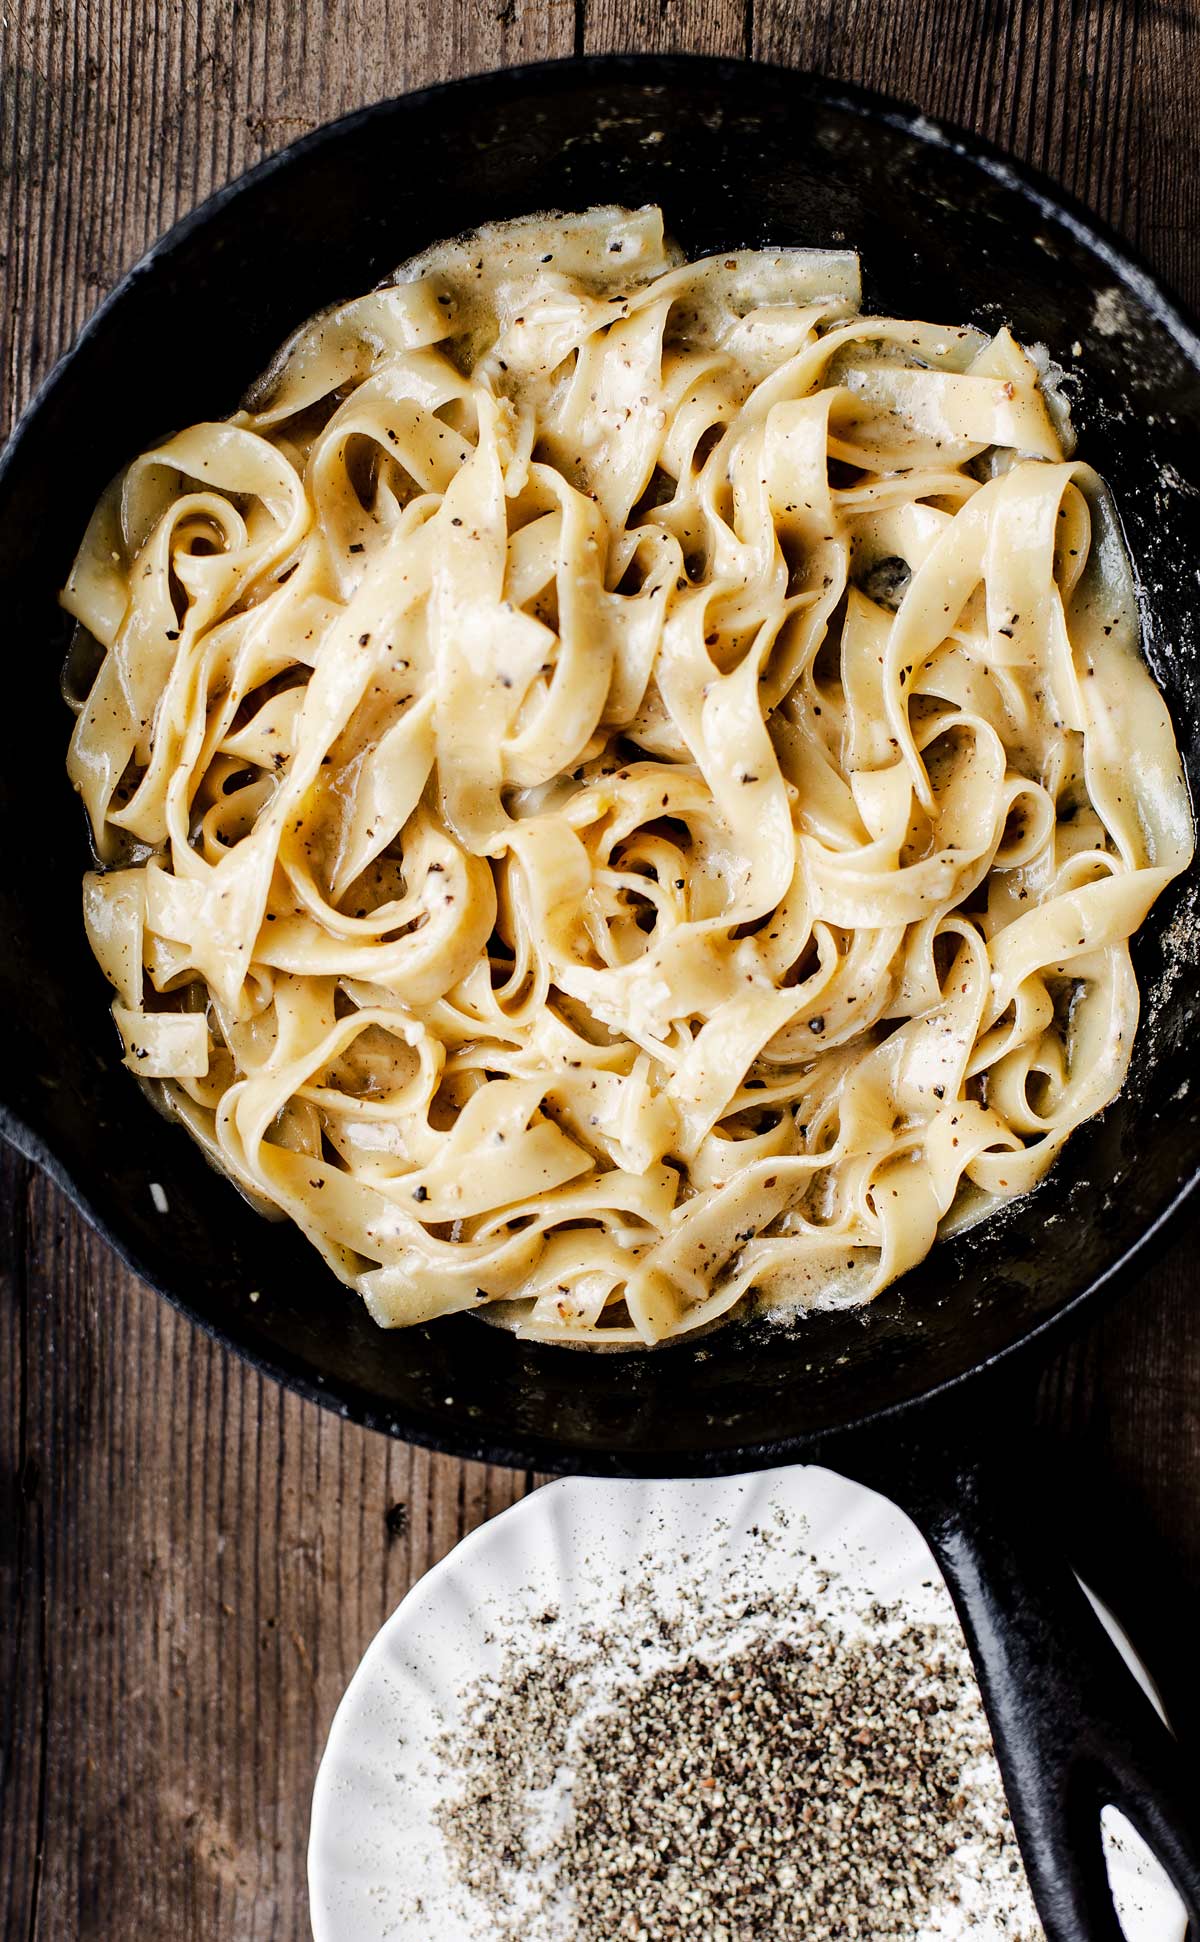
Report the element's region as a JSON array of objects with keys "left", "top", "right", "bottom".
[{"left": 435, "top": 1587, "right": 1040, "bottom": 1941}]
